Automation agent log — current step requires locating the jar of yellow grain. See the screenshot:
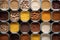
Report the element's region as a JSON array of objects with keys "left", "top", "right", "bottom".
[
  {"left": 41, "top": 11, "right": 51, "bottom": 22},
  {"left": 10, "top": 22, "right": 19, "bottom": 33},
  {"left": 20, "top": 11, "right": 30, "bottom": 22},
  {"left": 31, "top": 34, "right": 40, "bottom": 40}
]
